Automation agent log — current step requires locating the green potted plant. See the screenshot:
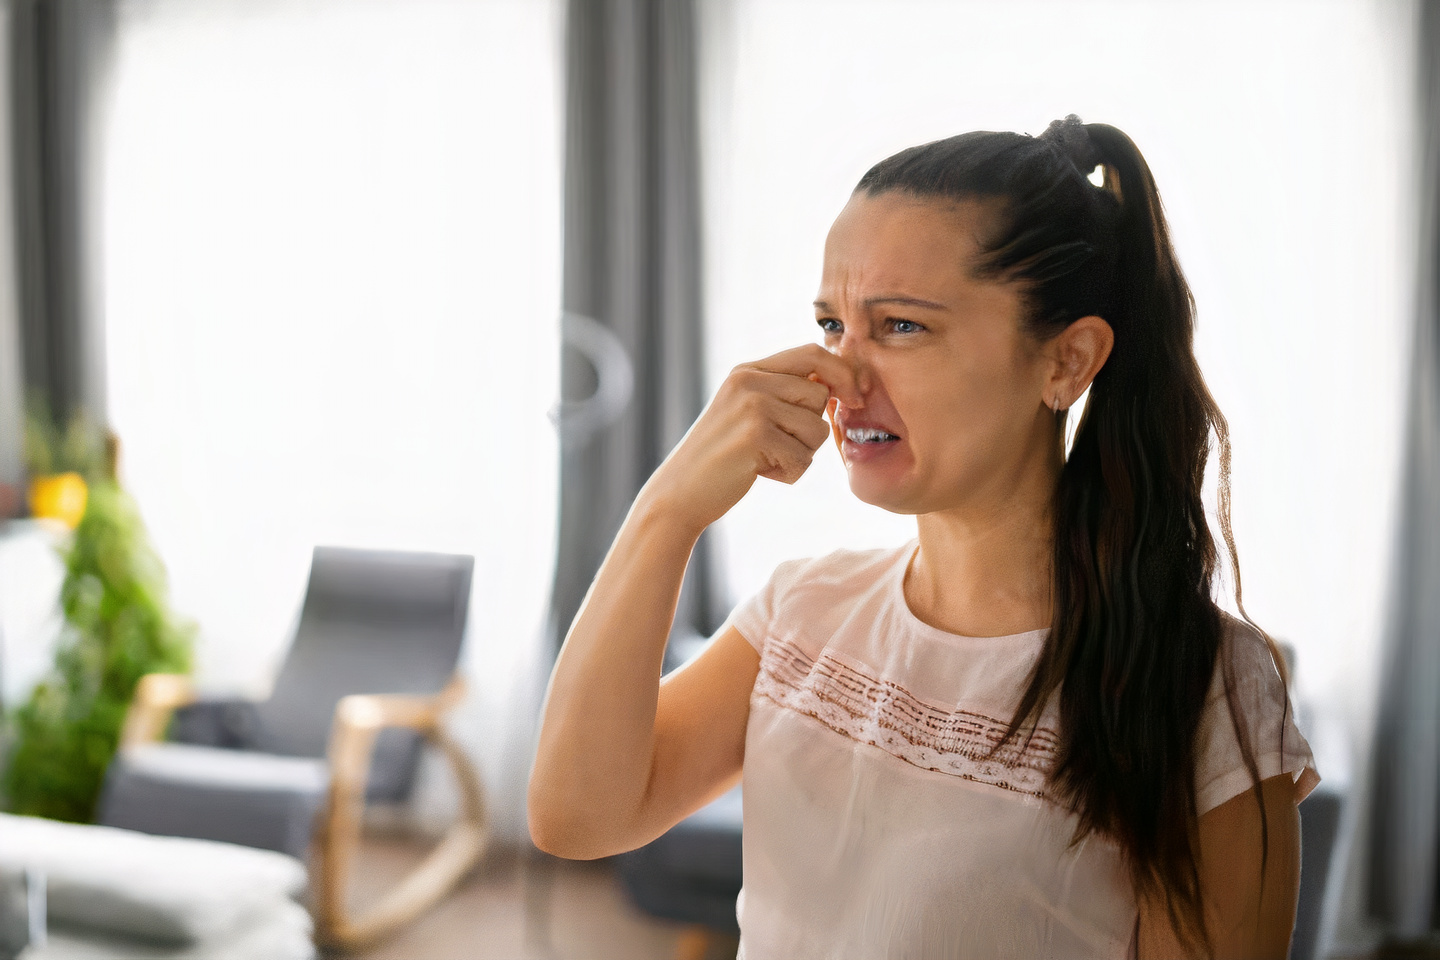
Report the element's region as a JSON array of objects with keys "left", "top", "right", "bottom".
[{"left": 3, "top": 409, "right": 194, "bottom": 822}]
